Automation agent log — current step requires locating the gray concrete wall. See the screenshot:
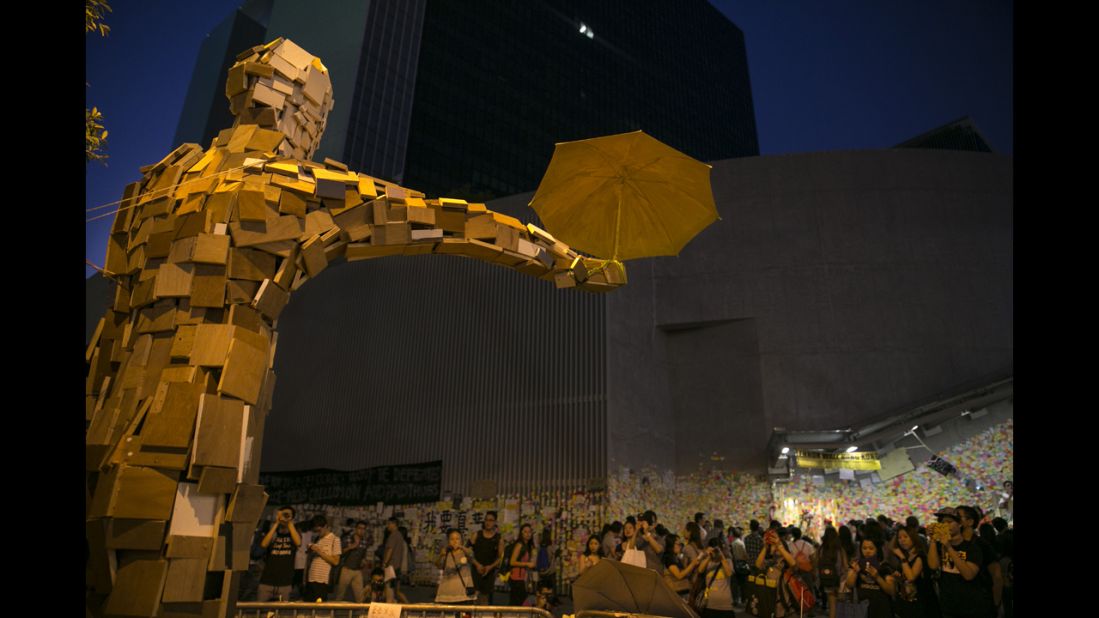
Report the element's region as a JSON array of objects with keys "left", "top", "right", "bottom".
[{"left": 607, "top": 149, "right": 1013, "bottom": 475}]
